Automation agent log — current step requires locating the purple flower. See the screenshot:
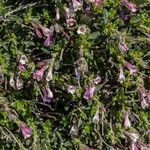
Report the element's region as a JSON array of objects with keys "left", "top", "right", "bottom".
[
  {"left": 33, "top": 67, "right": 45, "bottom": 81},
  {"left": 75, "top": 69, "right": 81, "bottom": 80},
  {"left": 41, "top": 86, "right": 53, "bottom": 103},
  {"left": 130, "top": 141, "right": 138, "bottom": 150},
  {"left": 19, "top": 124, "right": 31, "bottom": 139},
  {"left": 44, "top": 35, "right": 51, "bottom": 47},
  {"left": 83, "top": 84, "right": 95, "bottom": 100},
  {"left": 122, "top": 0, "right": 137, "bottom": 12},
  {"left": 124, "top": 61, "right": 137, "bottom": 74},
  {"left": 119, "top": 42, "right": 128, "bottom": 54},
  {"left": 120, "top": 10, "right": 128, "bottom": 20}
]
